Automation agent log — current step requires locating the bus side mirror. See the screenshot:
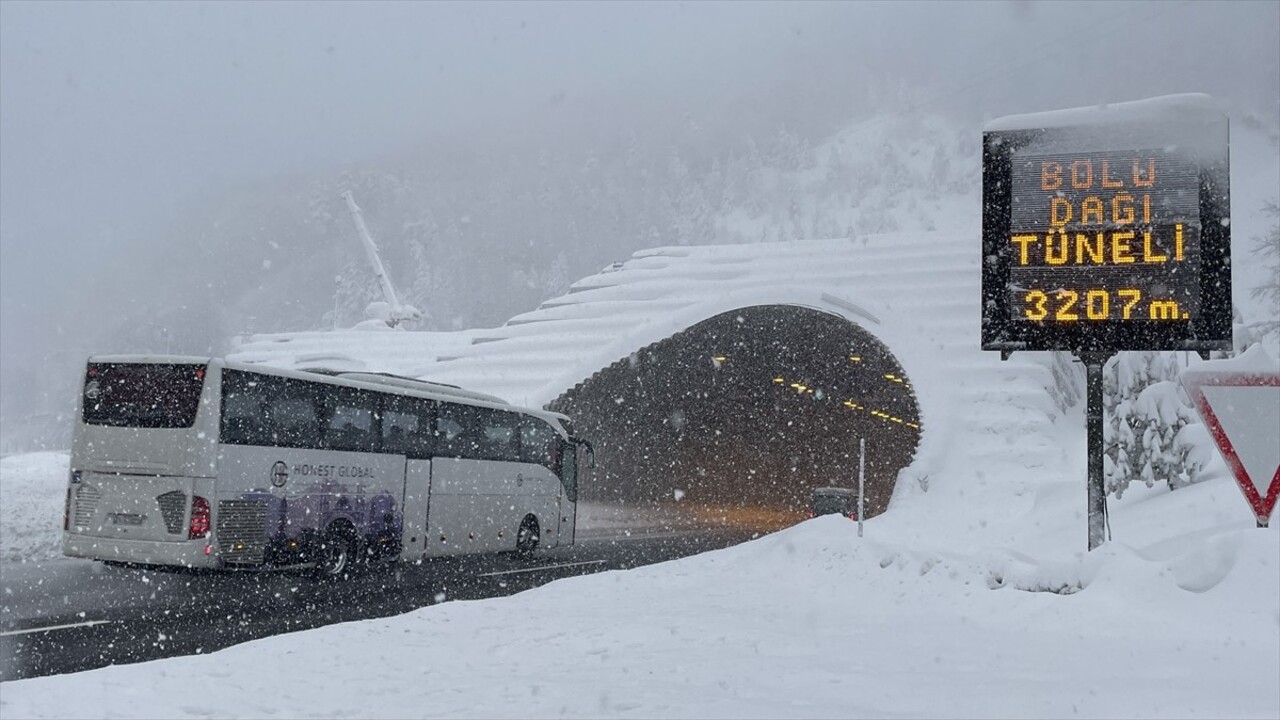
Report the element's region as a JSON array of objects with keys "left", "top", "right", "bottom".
[{"left": 580, "top": 440, "right": 596, "bottom": 469}]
